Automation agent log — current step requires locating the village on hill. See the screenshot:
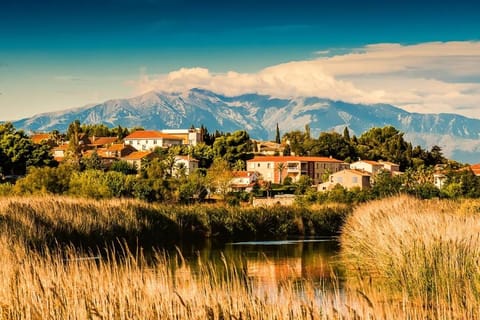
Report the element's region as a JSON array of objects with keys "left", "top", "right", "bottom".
[{"left": 1, "top": 120, "right": 480, "bottom": 204}]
